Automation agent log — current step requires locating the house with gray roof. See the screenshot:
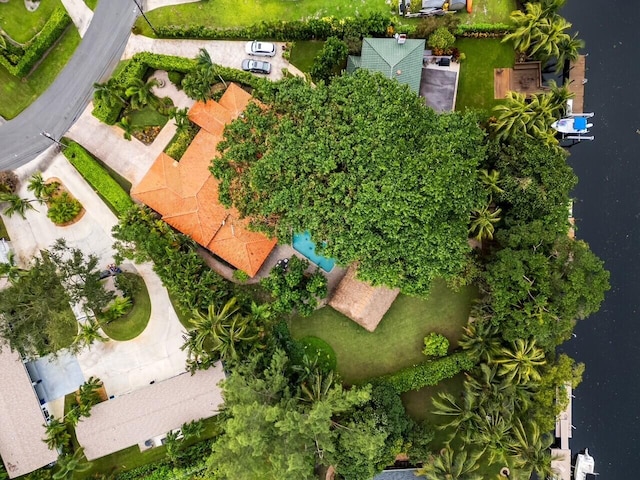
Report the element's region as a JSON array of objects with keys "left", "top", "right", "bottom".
[
  {"left": 75, "top": 363, "right": 225, "bottom": 460},
  {"left": 0, "top": 347, "right": 57, "bottom": 478},
  {"left": 347, "top": 37, "right": 426, "bottom": 94}
]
